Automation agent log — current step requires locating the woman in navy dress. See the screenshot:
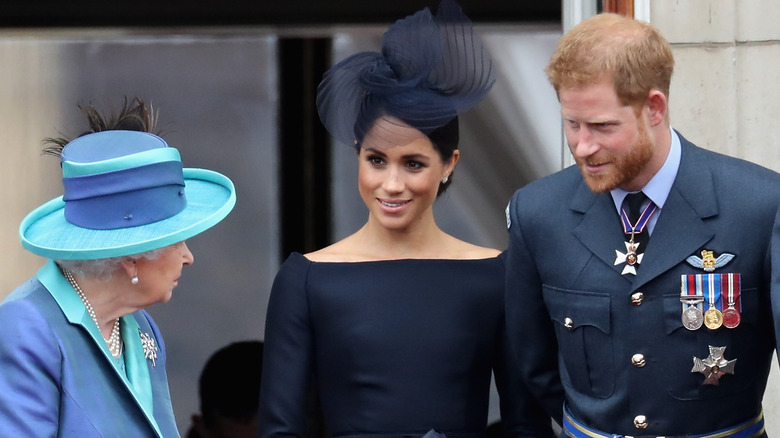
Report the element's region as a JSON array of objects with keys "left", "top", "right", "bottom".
[{"left": 258, "top": 1, "right": 553, "bottom": 437}]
